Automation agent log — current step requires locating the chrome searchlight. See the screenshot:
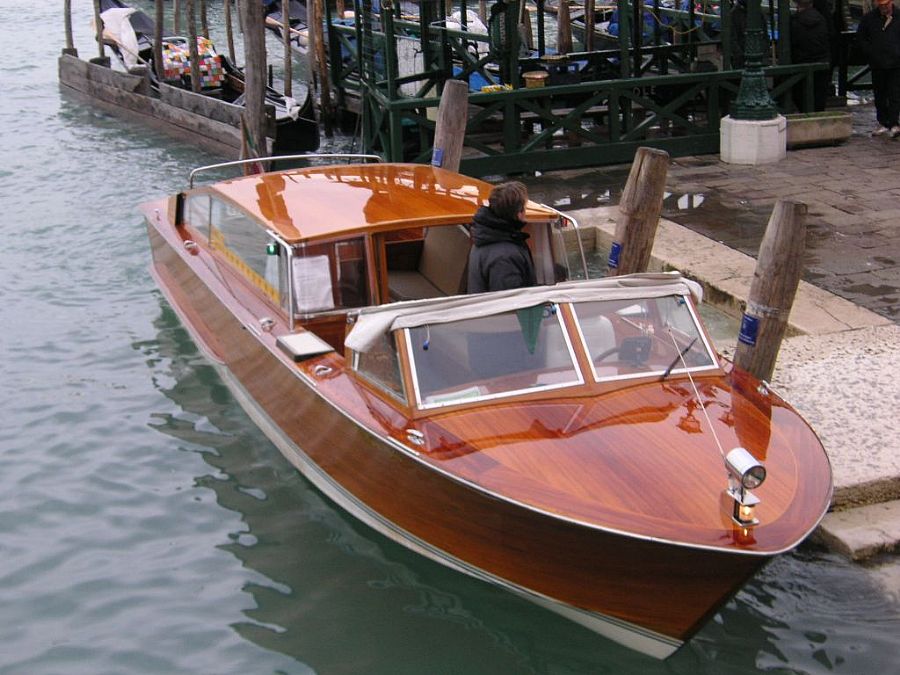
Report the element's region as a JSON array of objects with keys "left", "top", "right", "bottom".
[
  {"left": 724, "top": 447, "right": 766, "bottom": 527},
  {"left": 726, "top": 447, "right": 767, "bottom": 490}
]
